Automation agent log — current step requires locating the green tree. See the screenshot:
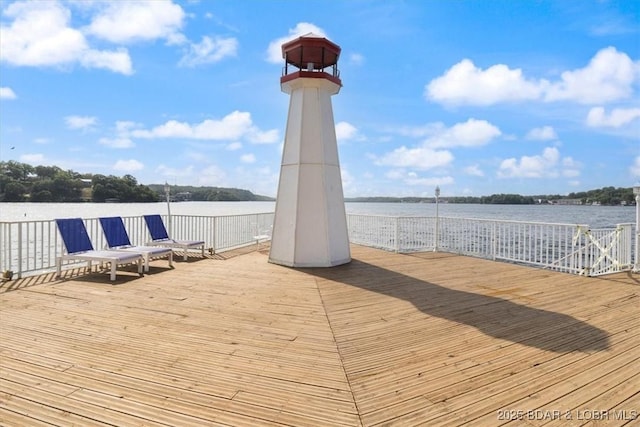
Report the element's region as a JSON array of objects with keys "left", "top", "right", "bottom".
[
  {"left": 31, "top": 180, "right": 55, "bottom": 202},
  {"left": 3, "top": 161, "right": 33, "bottom": 181},
  {"left": 4, "top": 181, "right": 28, "bottom": 201},
  {"left": 91, "top": 174, "right": 158, "bottom": 202},
  {"left": 35, "top": 165, "right": 61, "bottom": 180}
]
